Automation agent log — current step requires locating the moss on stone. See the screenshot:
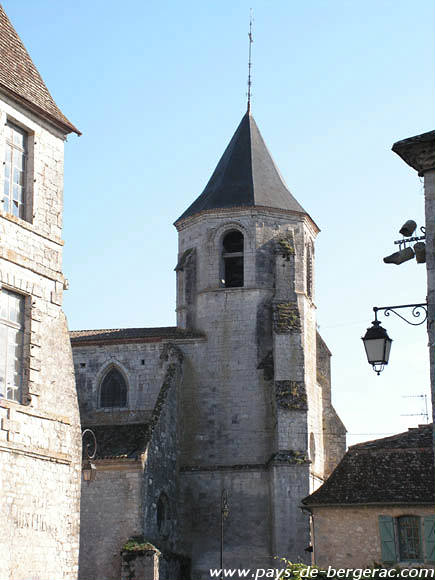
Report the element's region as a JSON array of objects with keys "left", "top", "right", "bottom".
[
  {"left": 273, "top": 302, "right": 301, "bottom": 333},
  {"left": 122, "top": 536, "right": 159, "bottom": 553},
  {"left": 275, "top": 380, "right": 308, "bottom": 410},
  {"left": 277, "top": 238, "right": 295, "bottom": 261}
]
